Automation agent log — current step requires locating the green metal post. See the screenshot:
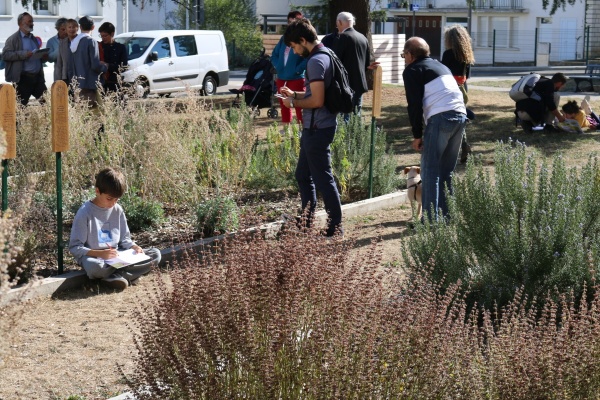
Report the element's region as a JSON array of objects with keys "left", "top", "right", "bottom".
[
  {"left": 534, "top": 28, "right": 538, "bottom": 66},
  {"left": 586, "top": 25, "right": 590, "bottom": 64},
  {"left": 1, "top": 159, "right": 8, "bottom": 212},
  {"left": 492, "top": 30, "right": 496, "bottom": 67},
  {"left": 56, "top": 152, "right": 64, "bottom": 274},
  {"left": 368, "top": 116, "right": 376, "bottom": 198}
]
